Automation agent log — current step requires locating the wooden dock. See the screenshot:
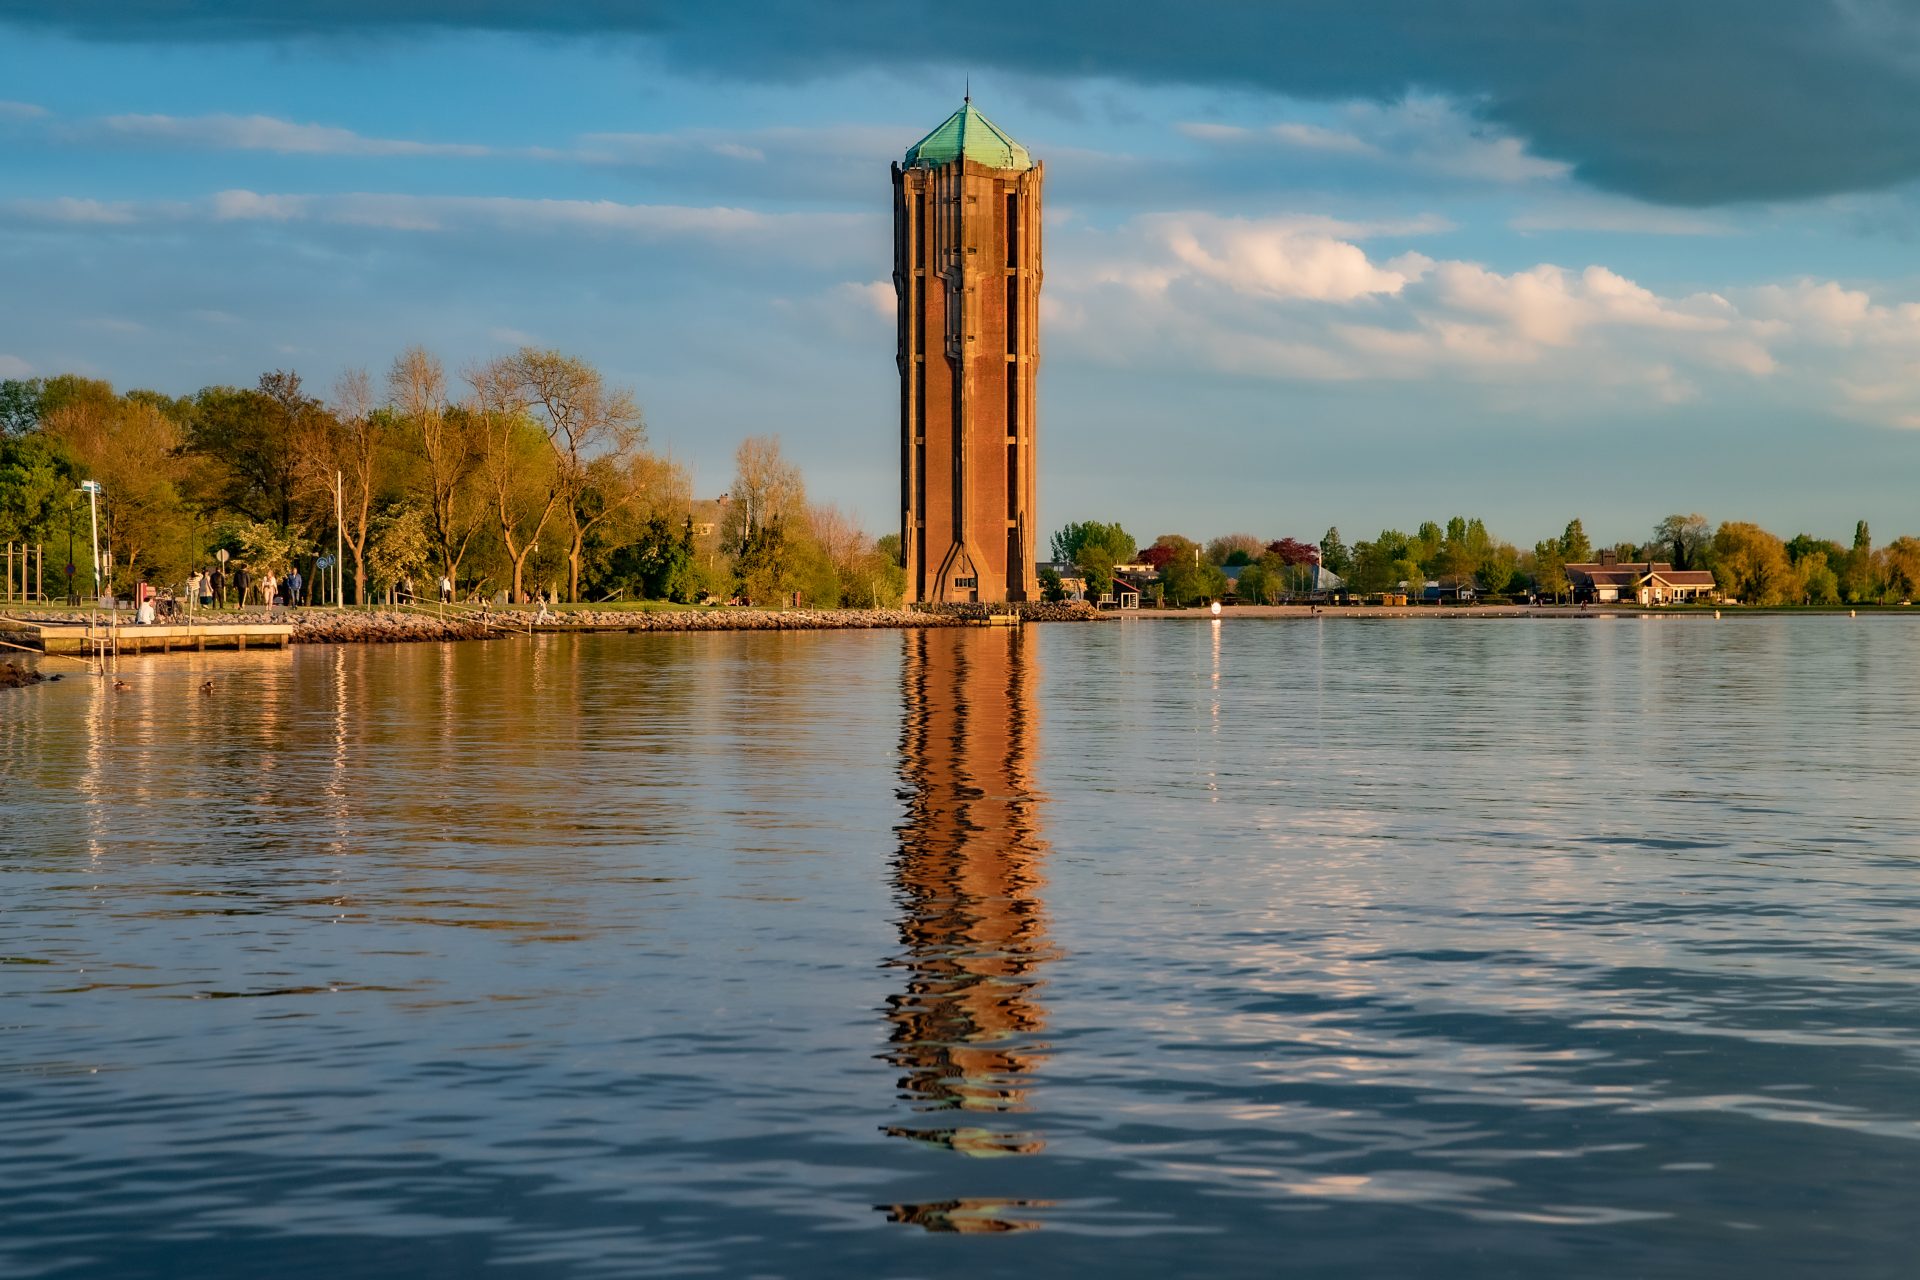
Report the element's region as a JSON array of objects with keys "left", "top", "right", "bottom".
[{"left": 0, "top": 615, "right": 294, "bottom": 657}]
